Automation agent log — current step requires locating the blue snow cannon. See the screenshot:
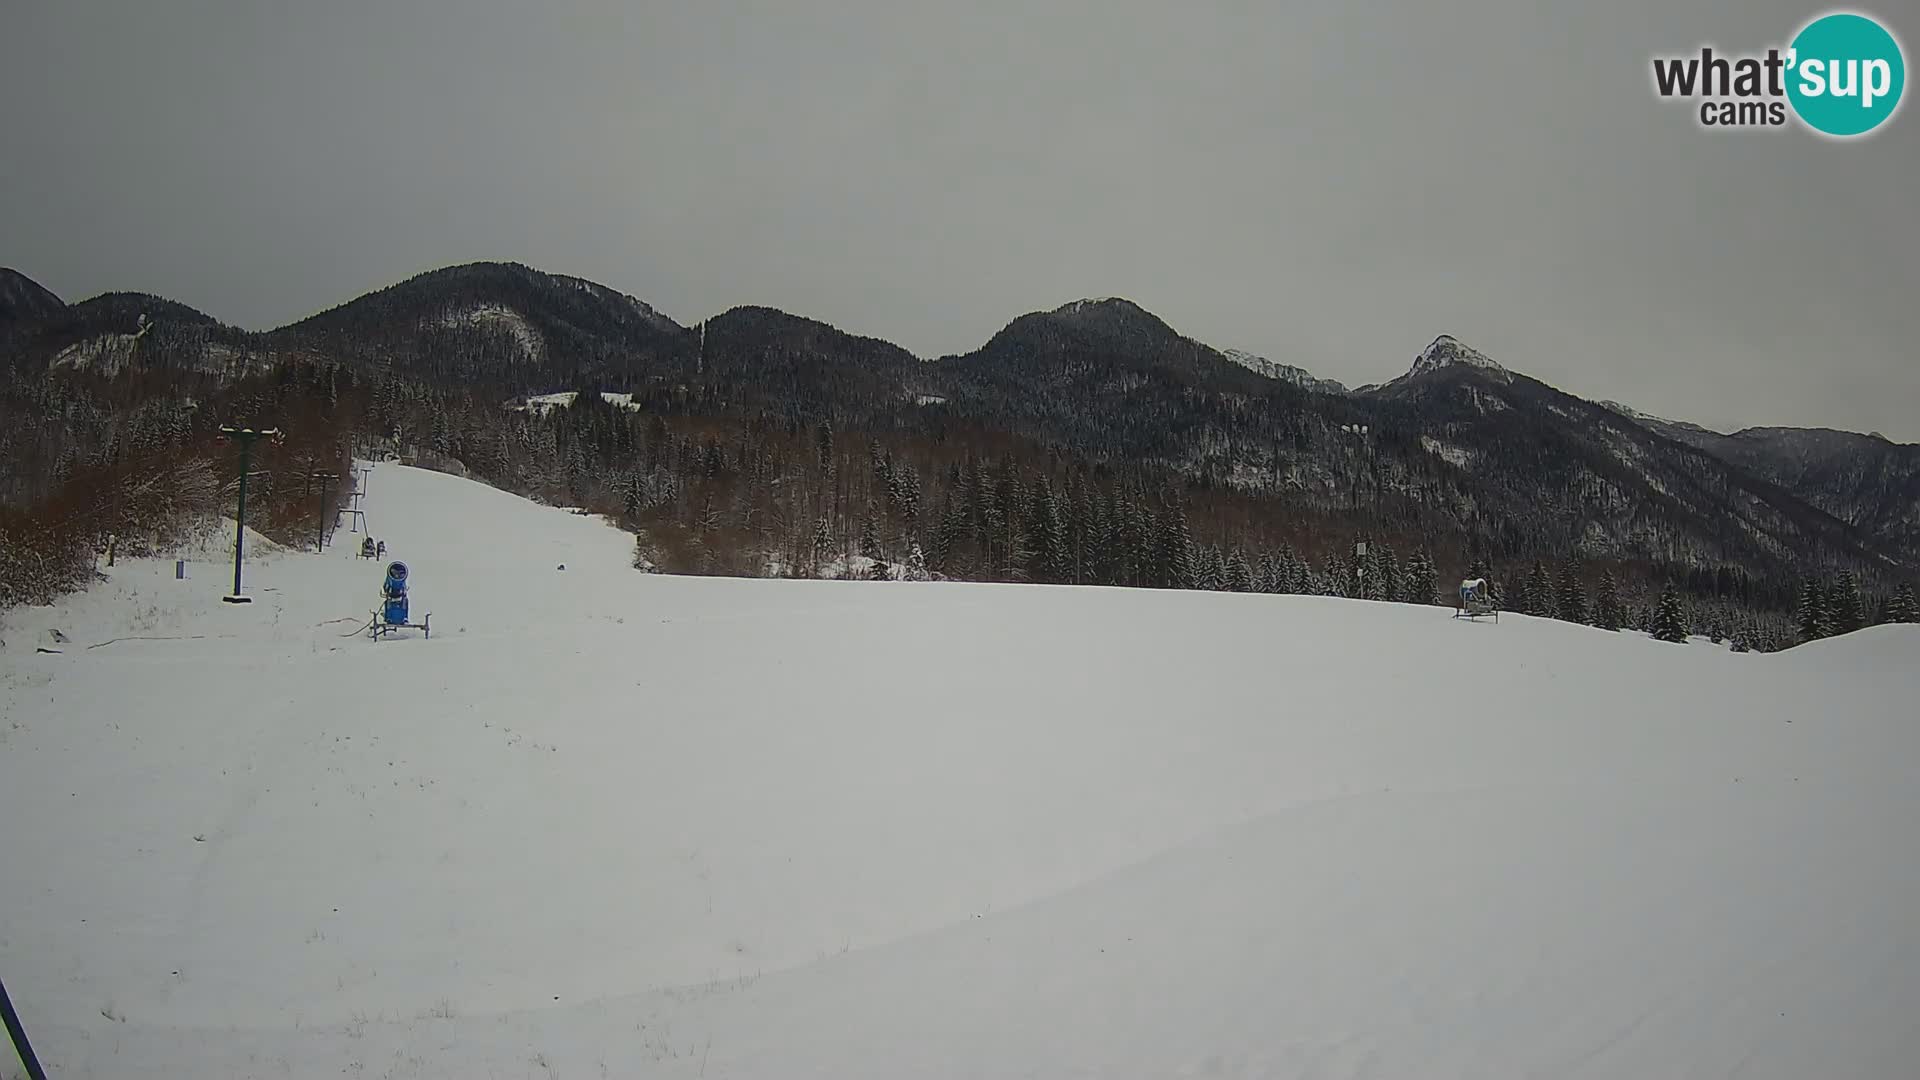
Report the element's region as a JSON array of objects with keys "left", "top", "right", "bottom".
[{"left": 381, "top": 561, "right": 409, "bottom": 625}]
